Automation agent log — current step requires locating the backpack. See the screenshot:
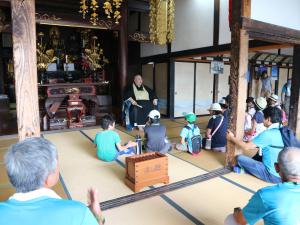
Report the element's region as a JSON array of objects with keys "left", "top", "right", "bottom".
[
  {"left": 184, "top": 125, "right": 202, "bottom": 155},
  {"left": 279, "top": 126, "right": 300, "bottom": 148}
]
